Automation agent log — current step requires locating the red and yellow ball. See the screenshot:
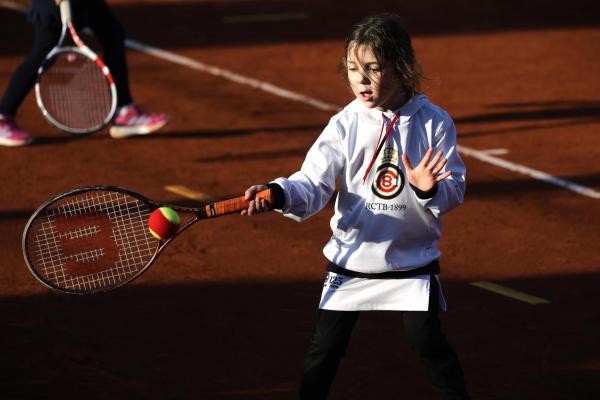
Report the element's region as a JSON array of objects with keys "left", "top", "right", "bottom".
[{"left": 148, "top": 207, "right": 180, "bottom": 241}]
